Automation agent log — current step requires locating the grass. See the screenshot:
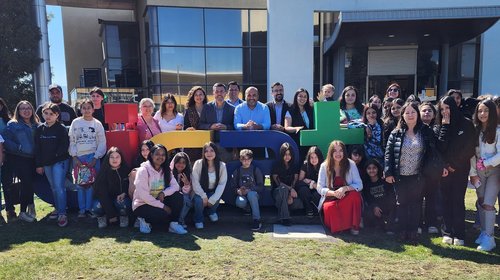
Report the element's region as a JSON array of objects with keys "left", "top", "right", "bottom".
[{"left": 0, "top": 189, "right": 499, "bottom": 280}]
